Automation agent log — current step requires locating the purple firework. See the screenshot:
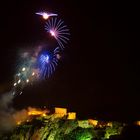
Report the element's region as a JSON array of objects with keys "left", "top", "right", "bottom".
[{"left": 45, "top": 17, "right": 70, "bottom": 49}]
